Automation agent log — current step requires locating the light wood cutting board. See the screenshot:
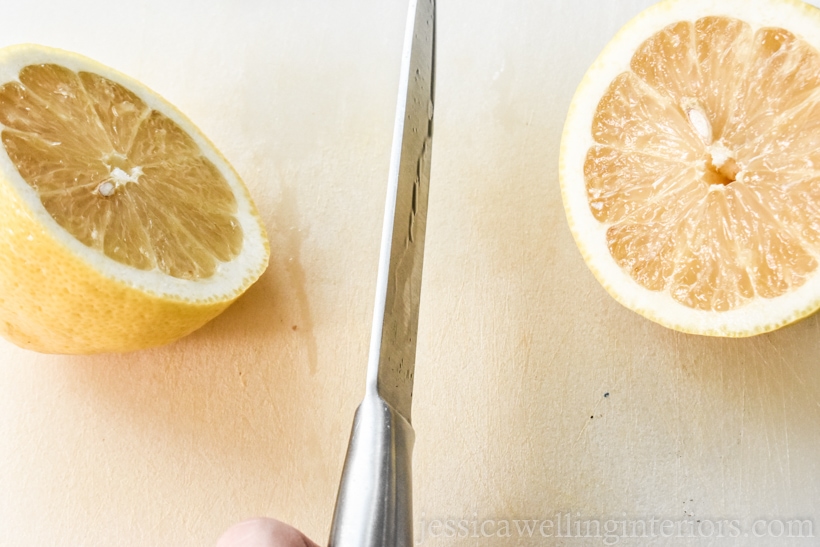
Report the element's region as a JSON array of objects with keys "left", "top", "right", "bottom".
[{"left": 0, "top": 1, "right": 818, "bottom": 546}]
